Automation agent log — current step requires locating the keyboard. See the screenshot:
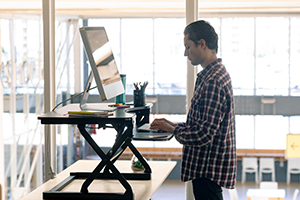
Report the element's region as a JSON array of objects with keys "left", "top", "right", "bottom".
[{"left": 137, "top": 123, "right": 163, "bottom": 132}]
